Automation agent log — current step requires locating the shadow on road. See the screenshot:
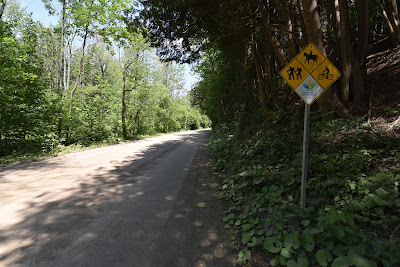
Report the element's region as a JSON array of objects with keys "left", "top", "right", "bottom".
[{"left": 0, "top": 130, "right": 236, "bottom": 266}]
